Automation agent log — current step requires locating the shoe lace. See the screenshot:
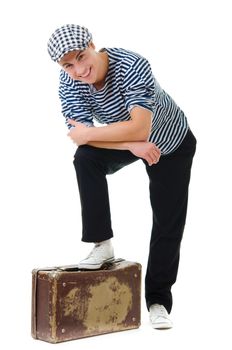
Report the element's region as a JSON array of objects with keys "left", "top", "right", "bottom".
[
  {"left": 150, "top": 304, "right": 168, "bottom": 320},
  {"left": 156, "top": 305, "right": 166, "bottom": 316},
  {"left": 87, "top": 243, "right": 105, "bottom": 258}
]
